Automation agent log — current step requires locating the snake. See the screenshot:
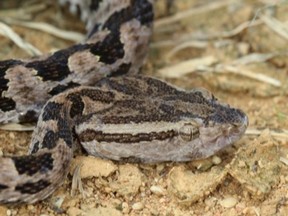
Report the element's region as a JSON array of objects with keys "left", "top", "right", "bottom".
[{"left": 0, "top": 0, "right": 248, "bottom": 204}]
